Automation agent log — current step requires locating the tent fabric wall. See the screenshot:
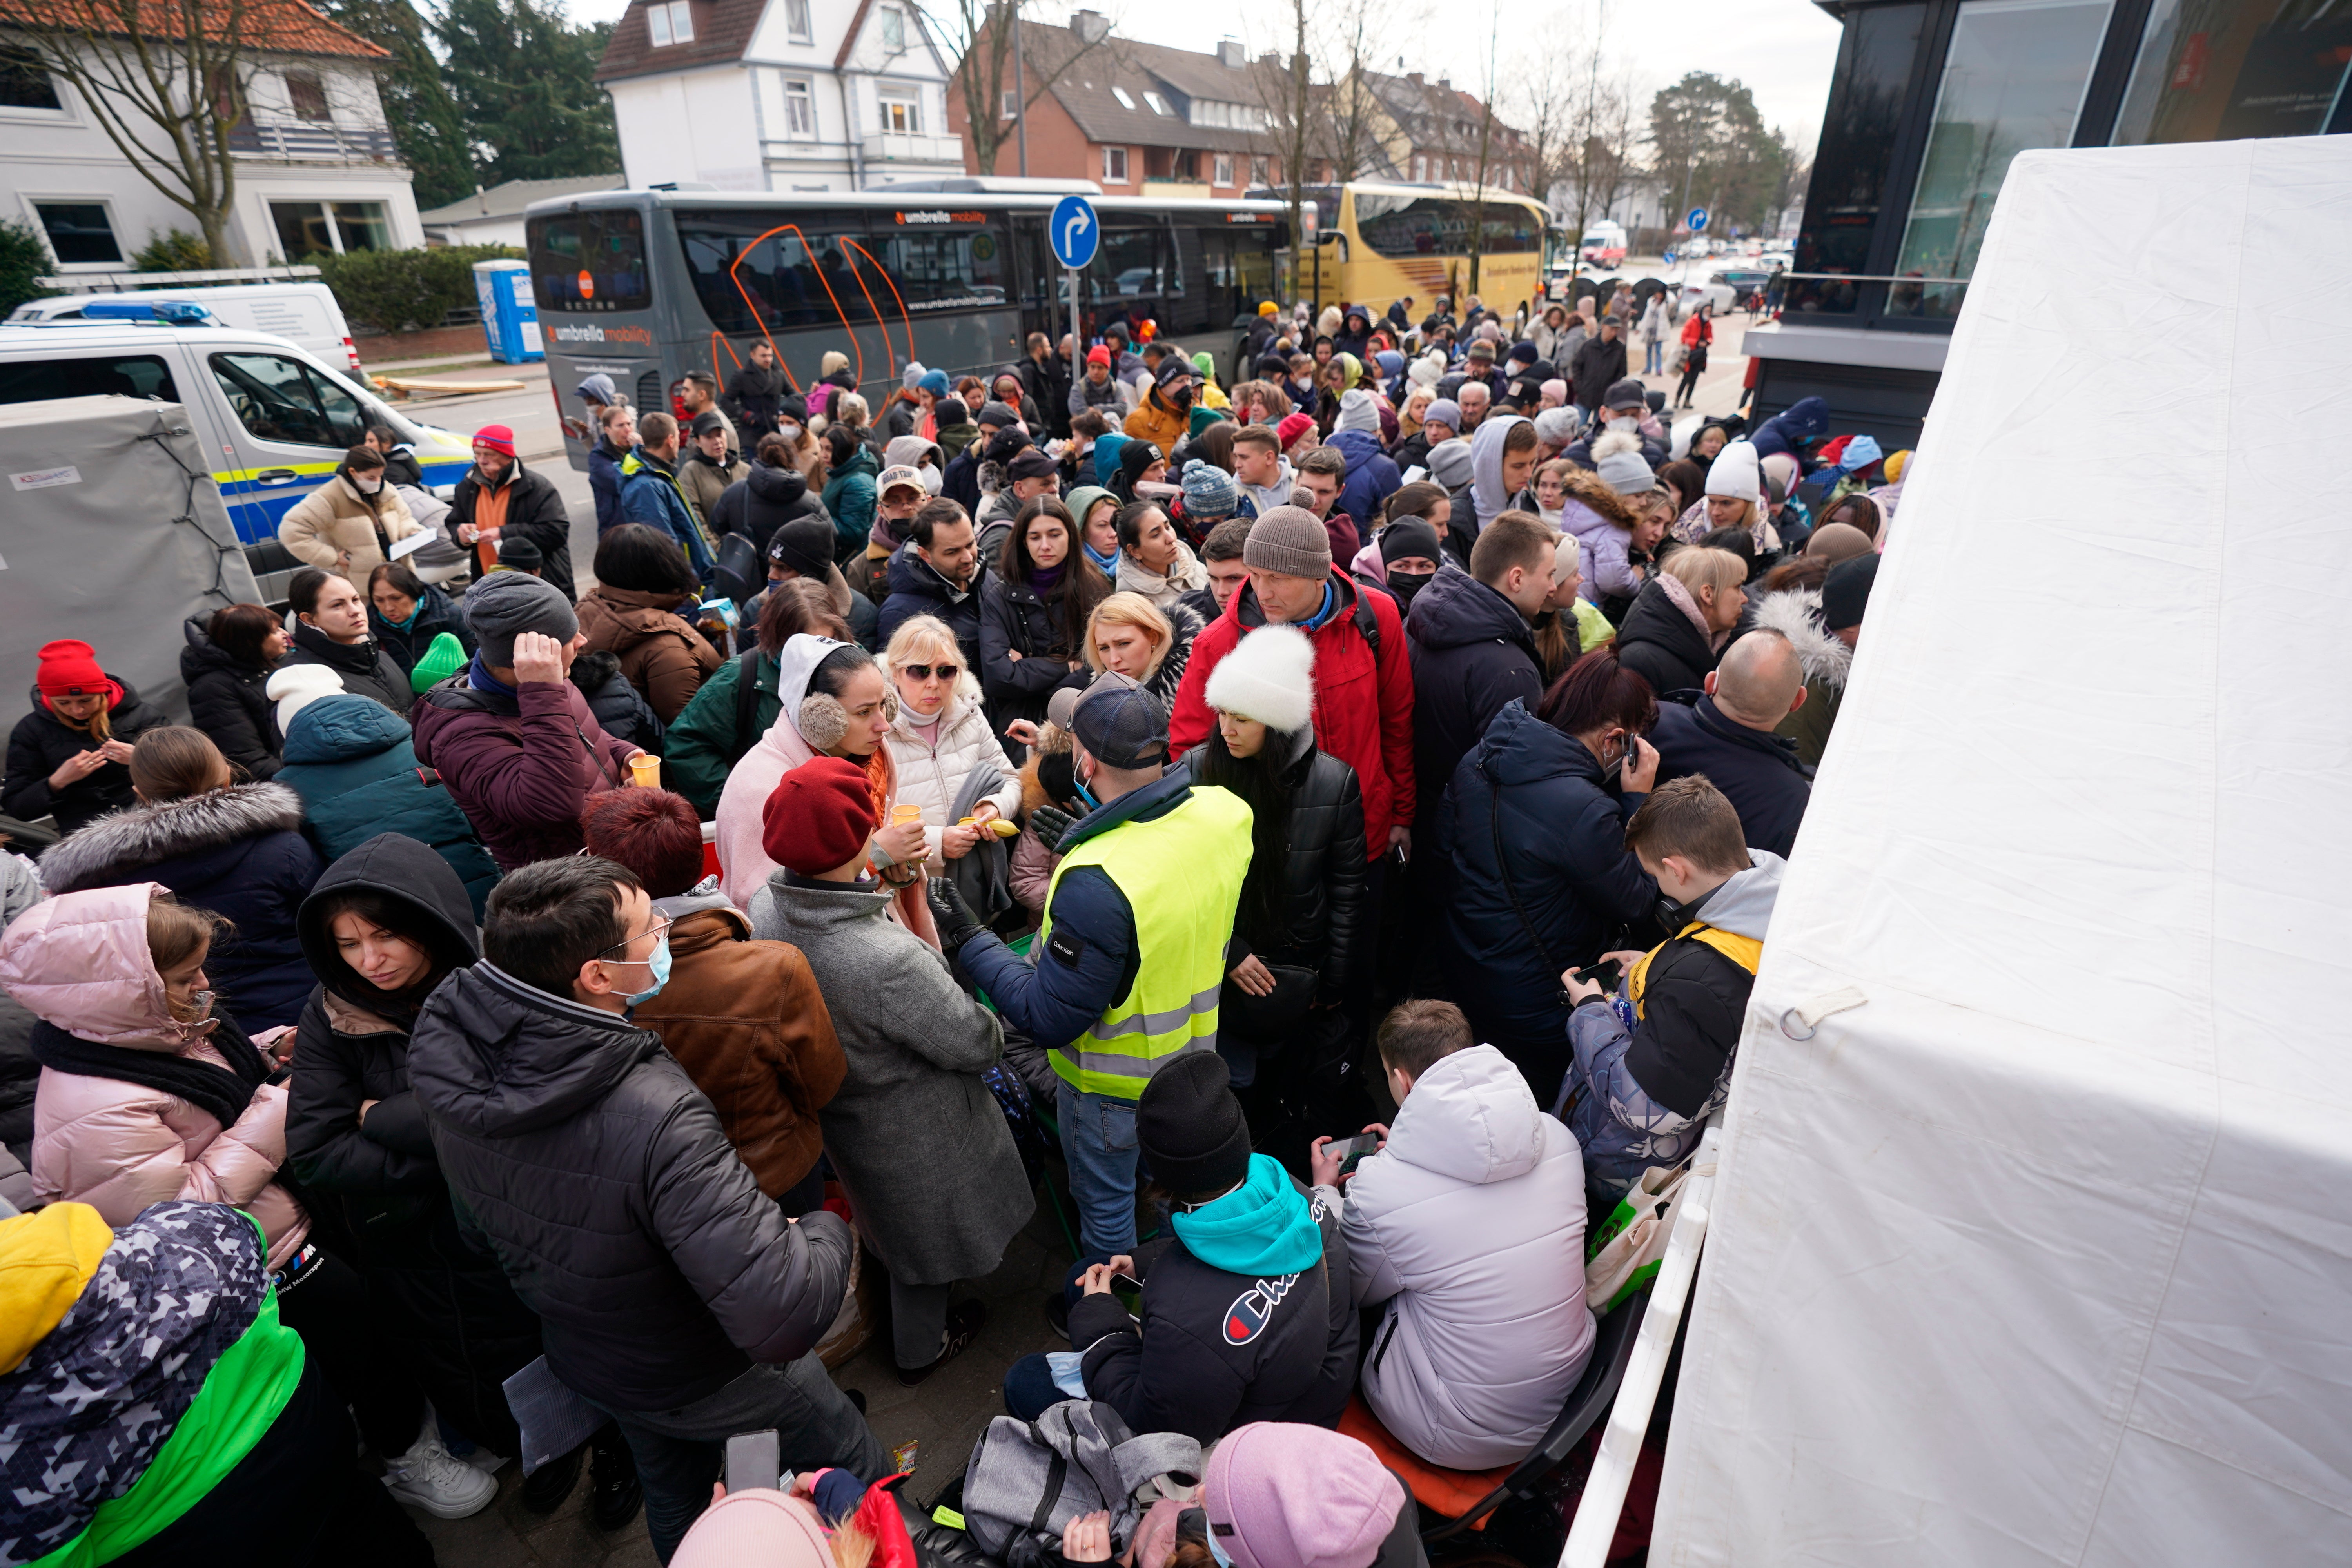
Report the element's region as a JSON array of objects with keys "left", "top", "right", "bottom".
[
  {"left": 0, "top": 396, "right": 261, "bottom": 727},
  {"left": 1650, "top": 136, "right": 2352, "bottom": 1565}
]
